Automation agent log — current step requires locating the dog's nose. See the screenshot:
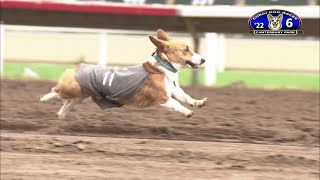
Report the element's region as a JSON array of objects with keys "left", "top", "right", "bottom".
[{"left": 201, "top": 58, "right": 206, "bottom": 64}]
